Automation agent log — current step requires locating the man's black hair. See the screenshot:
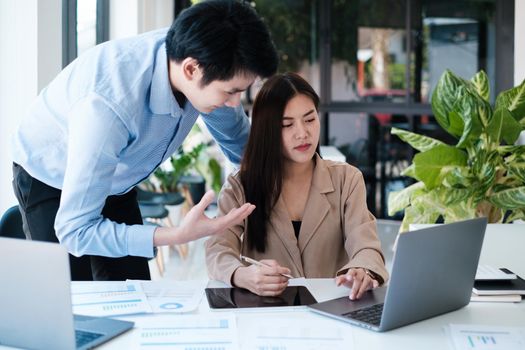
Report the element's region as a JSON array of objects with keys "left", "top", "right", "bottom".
[{"left": 166, "top": 0, "right": 278, "bottom": 86}]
